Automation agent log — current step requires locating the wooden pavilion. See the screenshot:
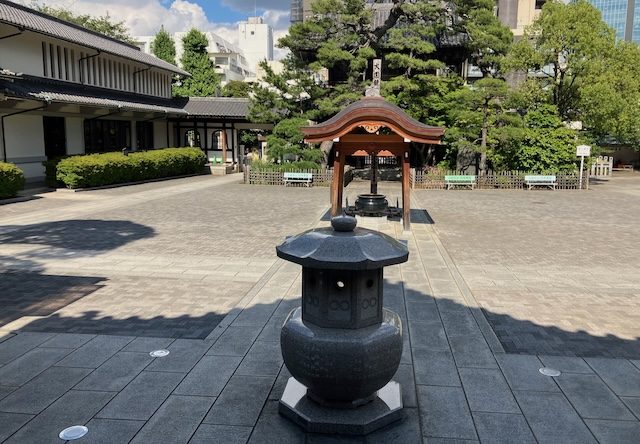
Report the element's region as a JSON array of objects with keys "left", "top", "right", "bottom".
[{"left": 302, "top": 96, "right": 445, "bottom": 230}]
